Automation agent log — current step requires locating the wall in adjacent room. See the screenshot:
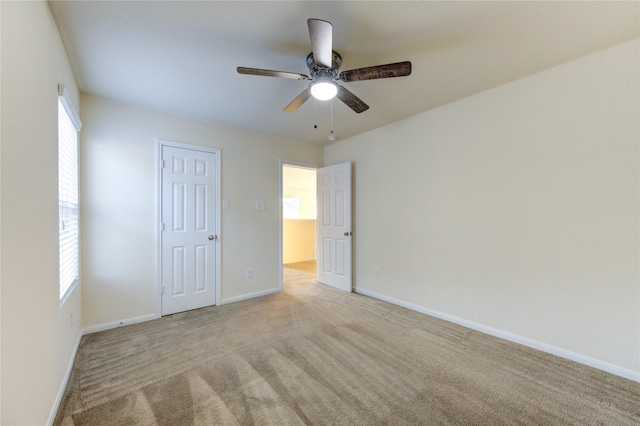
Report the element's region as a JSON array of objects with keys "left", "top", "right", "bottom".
[
  {"left": 324, "top": 39, "right": 639, "bottom": 376},
  {"left": 283, "top": 220, "right": 316, "bottom": 263},
  {"left": 1, "top": 1, "right": 83, "bottom": 424},
  {"left": 283, "top": 181, "right": 316, "bottom": 263},
  {"left": 80, "top": 94, "right": 323, "bottom": 327}
]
